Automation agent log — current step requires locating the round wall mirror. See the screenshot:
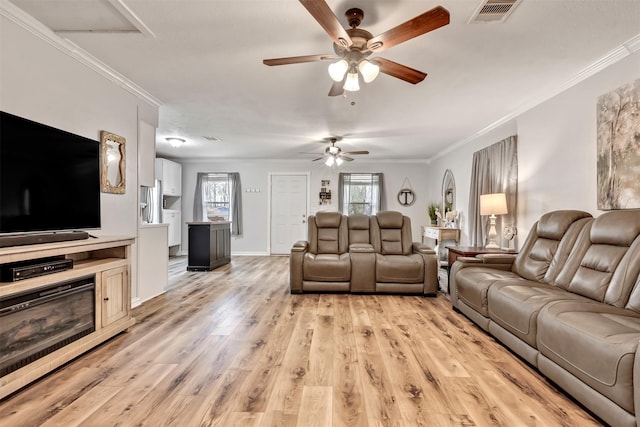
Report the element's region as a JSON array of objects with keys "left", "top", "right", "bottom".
[{"left": 442, "top": 169, "right": 455, "bottom": 214}]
